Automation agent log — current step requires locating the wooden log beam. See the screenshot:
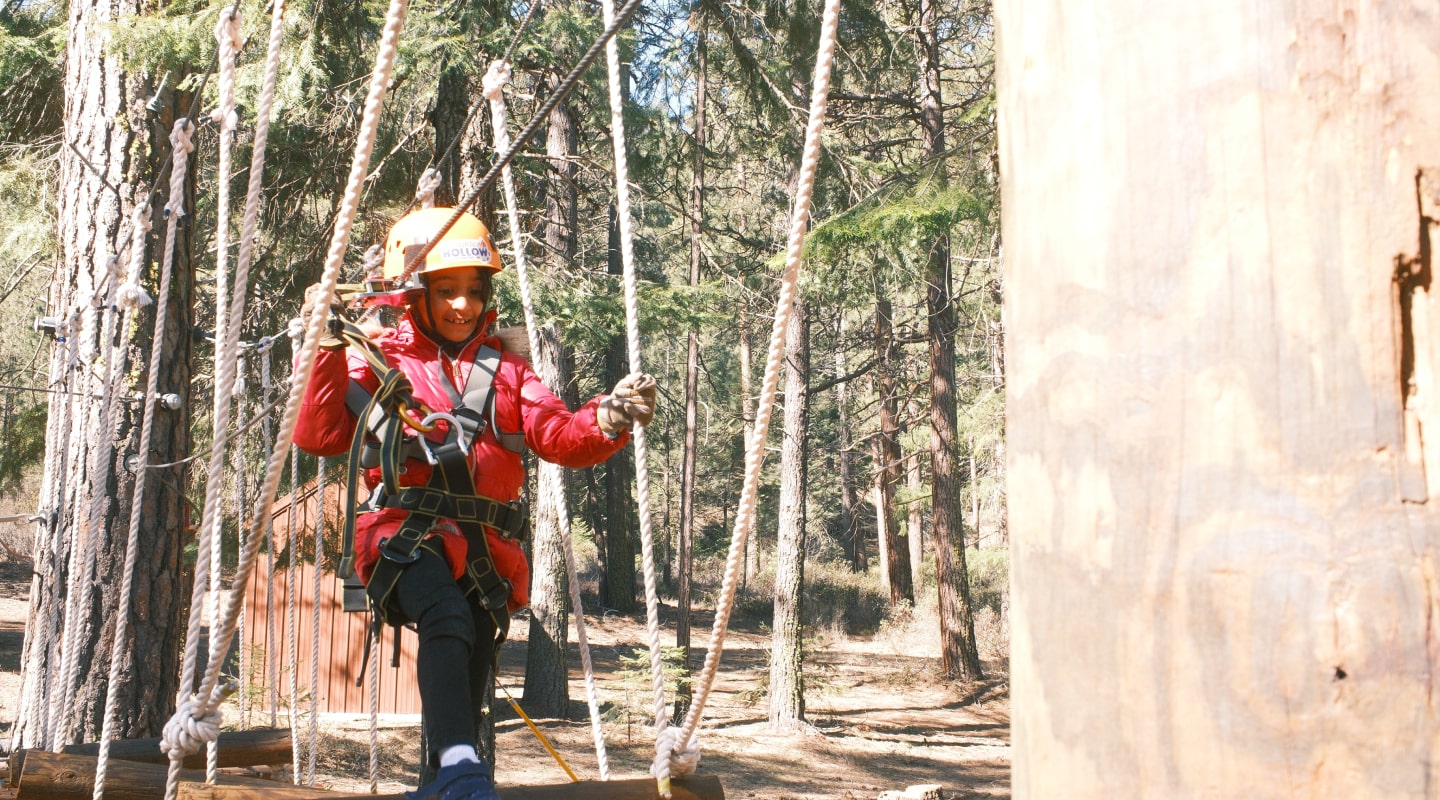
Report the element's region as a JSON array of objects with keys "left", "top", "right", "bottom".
[
  {"left": 14, "top": 750, "right": 724, "bottom": 800},
  {"left": 13, "top": 750, "right": 310, "bottom": 800},
  {"left": 214, "top": 776, "right": 726, "bottom": 799},
  {"left": 58, "top": 728, "right": 292, "bottom": 769}
]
